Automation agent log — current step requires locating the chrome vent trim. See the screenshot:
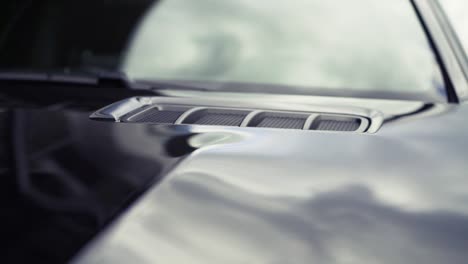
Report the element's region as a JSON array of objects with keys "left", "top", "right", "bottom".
[{"left": 89, "top": 97, "right": 152, "bottom": 121}]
